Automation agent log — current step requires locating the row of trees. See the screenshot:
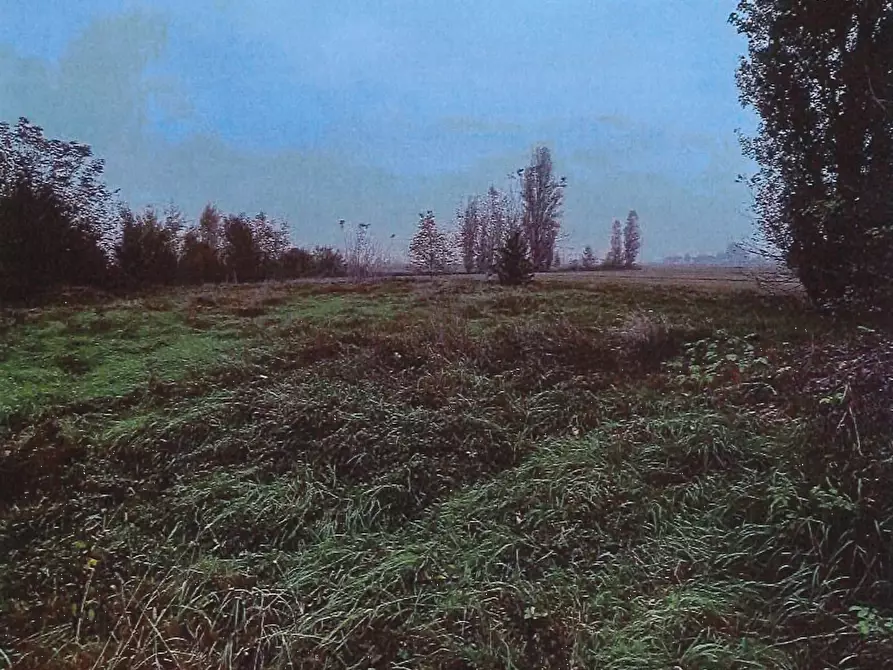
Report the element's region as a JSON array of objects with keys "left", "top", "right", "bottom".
[
  {"left": 563, "top": 210, "right": 644, "bottom": 271},
  {"left": 0, "top": 117, "right": 359, "bottom": 301},
  {"left": 115, "top": 203, "right": 350, "bottom": 287}
]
